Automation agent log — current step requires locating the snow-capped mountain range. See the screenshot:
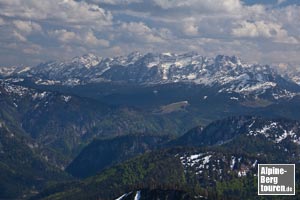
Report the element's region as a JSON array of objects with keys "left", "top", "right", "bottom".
[{"left": 1, "top": 52, "right": 300, "bottom": 98}]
